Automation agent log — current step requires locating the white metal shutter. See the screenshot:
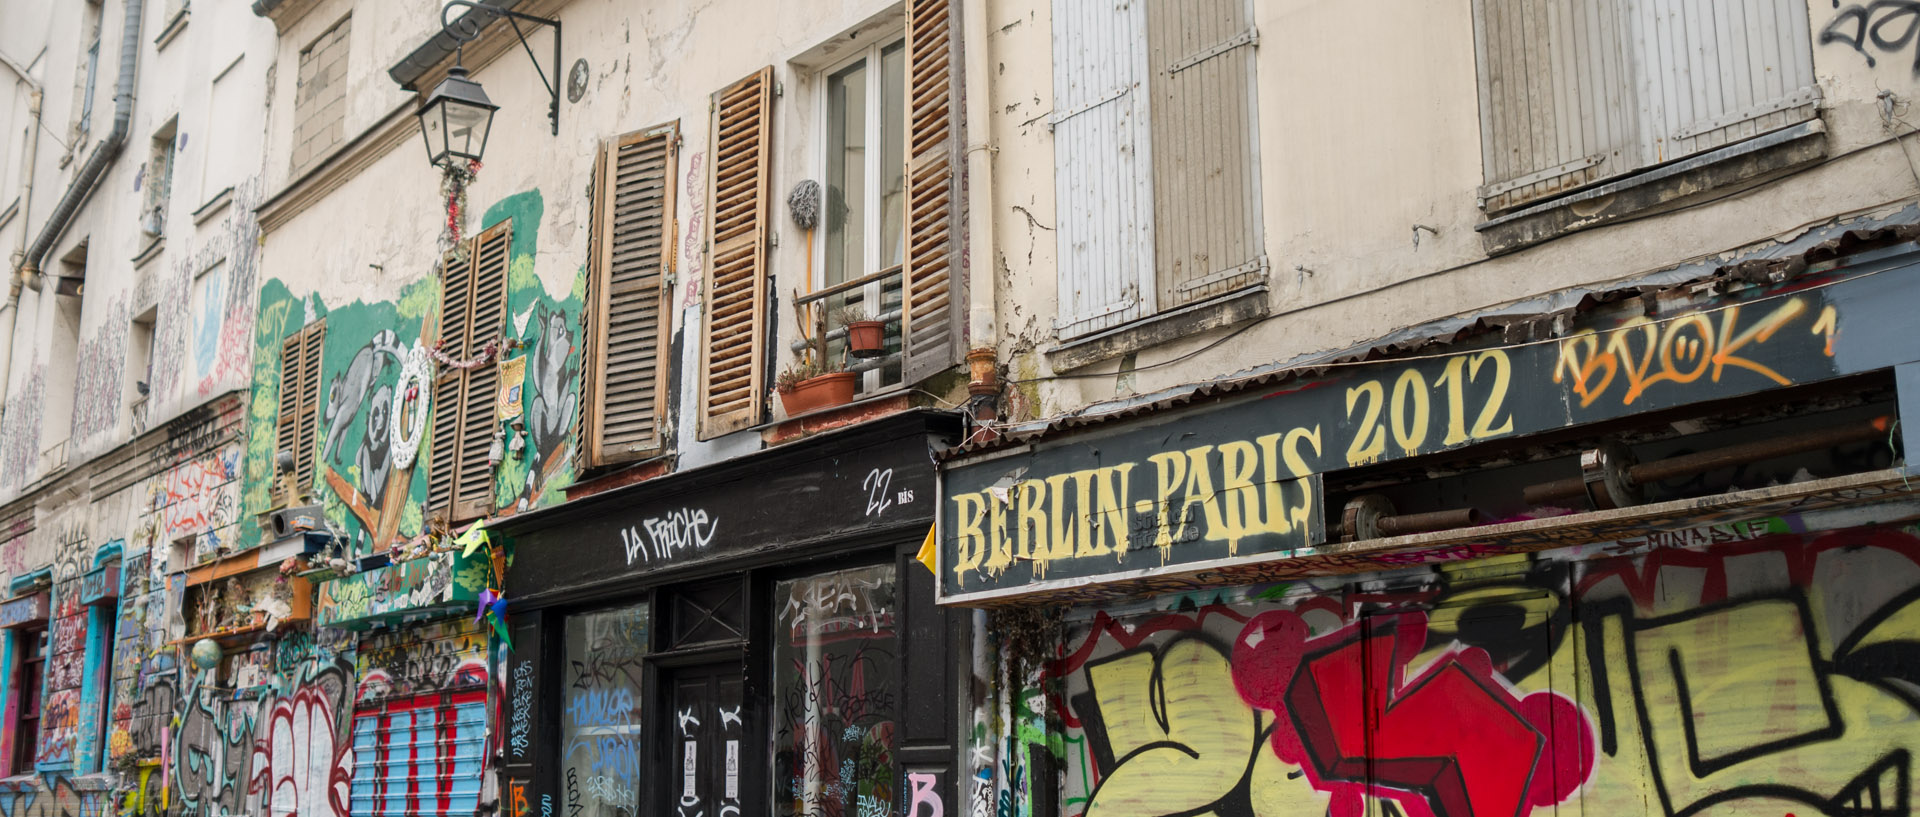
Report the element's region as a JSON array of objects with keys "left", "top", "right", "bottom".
[
  {"left": 349, "top": 690, "right": 487, "bottom": 817},
  {"left": 1051, "top": 0, "right": 1154, "bottom": 339},
  {"left": 1473, "top": 0, "right": 1818, "bottom": 213}
]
